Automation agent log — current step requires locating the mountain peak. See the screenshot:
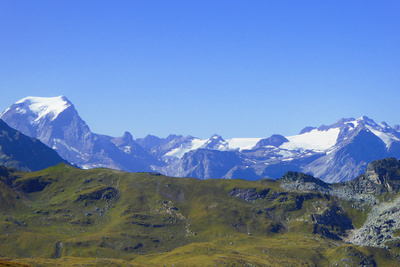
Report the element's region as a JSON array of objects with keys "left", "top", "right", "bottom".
[
  {"left": 359, "top": 115, "right": 371, "bottom": 120},
  {"left": 121, "top": 131, "right": 133, "bottom": 142},
  {"left": 202, "top": 134, "right": 227, "bottom": 150},
  {"left": 358, "top": 116, "right": 378, "bottom": 126},
  {"left": 299, "top": 126, "right": 316, "bottom": 134},
  {"left": 210, "top": 134, "right": 224, "bottom": 140},
  {"left": 14, "top": 95, "right": 71, "bottom": 122}
]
